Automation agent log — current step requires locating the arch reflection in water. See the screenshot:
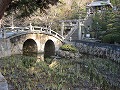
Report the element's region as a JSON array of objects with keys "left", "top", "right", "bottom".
[{"left": 22, "top": 39, "right": 45, "bottom": 61}]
